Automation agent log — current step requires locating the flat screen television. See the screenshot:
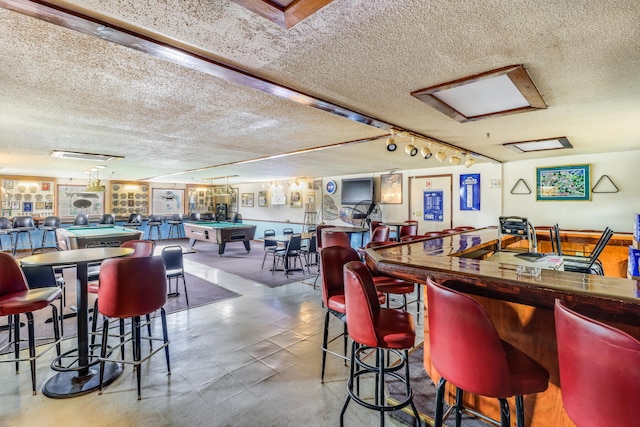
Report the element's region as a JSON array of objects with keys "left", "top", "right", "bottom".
[{"left": 341, "top": 177, "right": 374, "bottom": 204}]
